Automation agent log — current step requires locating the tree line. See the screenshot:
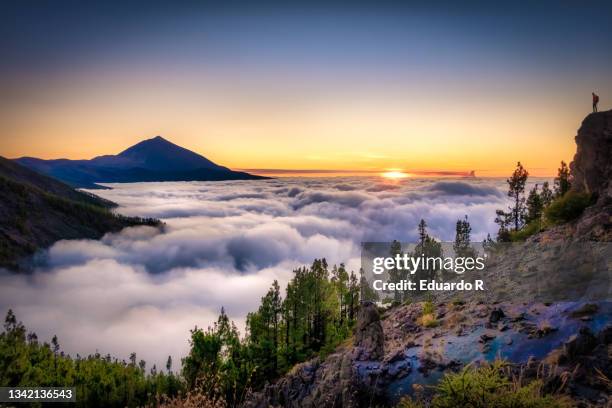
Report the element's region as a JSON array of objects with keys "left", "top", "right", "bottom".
[
  {"left": 182, "top": 259, "right": 362, "bottom": 404},
  {"left": 0, "top": 260, "right": 364, "bottom": 407},
  {"left": 0, "top": 309, "right": 181, "bottom": 407},
  {"left": 493, "top": 160, "right": 591, "bottom": 242}
]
